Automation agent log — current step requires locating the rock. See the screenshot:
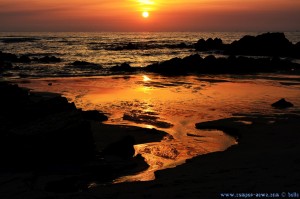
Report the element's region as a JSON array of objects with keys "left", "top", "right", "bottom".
[
  {"left": 102, "top": 136, "right": 135, "bottom": 159},
  {"left": 81, "top": 110, "right": 108, "bottom": 122},
  {"left": 144, "top": 53, "right": 300, "bottom": 75},
  {"left": 227, "top": 32, "right": 294, "bottom": 57},
  {"left": 37, "top": 56, "right": 61, "bottom": 63},
  {"left": 0, "top": 51, "right": 18, "bottom": 62},
  {"left": 195, "top": 38, "right": 223, "bottom": 51},
  {"left": 0, "top": 61, "right": 13, "bottom": 70},
  {"left": 35, "top": 96, "right": 77, "bottom": 115},
  {"left": 271, "top": 98, "right": 294, "bottom": 108},
  {"left": 19, "top": 55, "right": 31, "bottom": 63},
  {"left": 110, "top": 62, "right": 135, "bottom": 72},
  {"left": 68, "top": 61, "right": 102, "bottom": 70},
  {"left": 0, "top": 37, "right": 39, "bottom": 43}
]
